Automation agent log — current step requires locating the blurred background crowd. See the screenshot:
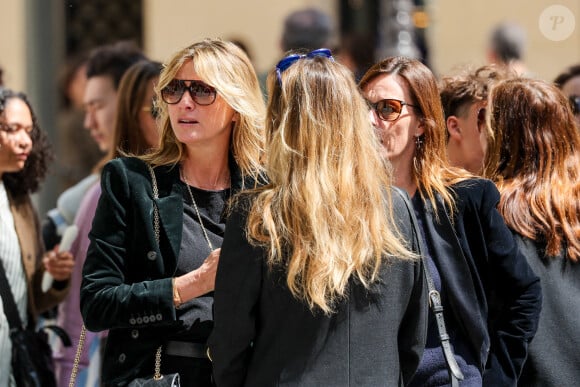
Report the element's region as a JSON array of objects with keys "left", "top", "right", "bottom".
[{"left": 0, "top": 0, "right": 578, "bottom": 214}]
